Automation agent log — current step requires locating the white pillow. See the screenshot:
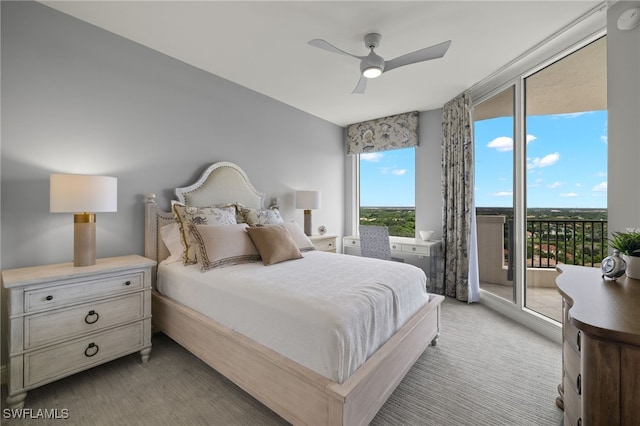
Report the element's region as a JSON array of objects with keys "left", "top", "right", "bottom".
[
  {"left": 160, "top": 222, "right": 183, "bottom": 264},
  {"left": 282, "top": 222, "right": 315, "bottom": 252}
]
